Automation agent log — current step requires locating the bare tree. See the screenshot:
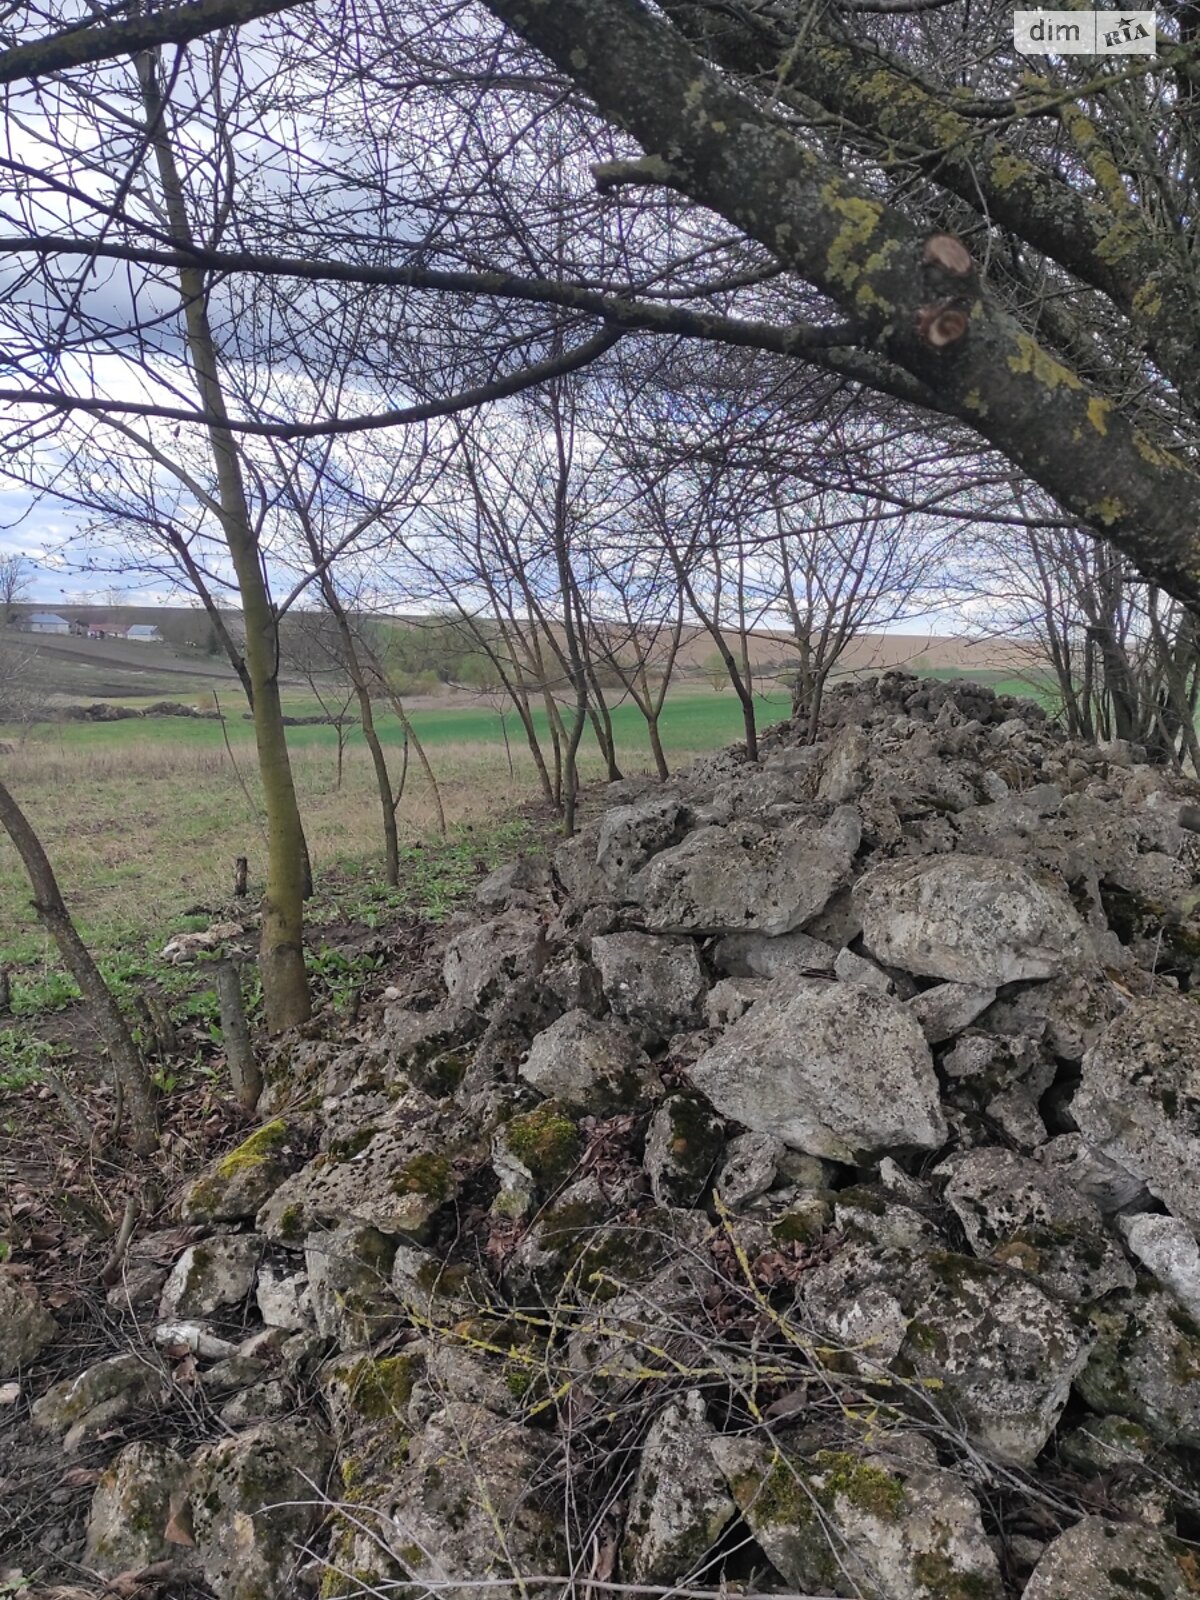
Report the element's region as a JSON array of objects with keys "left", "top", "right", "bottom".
[
  {"left": 0, "top": 553, "right": 32, "bottom": 619},
  {"left": 0, "top": 778, "right": 157, "bottom": 1151}
]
